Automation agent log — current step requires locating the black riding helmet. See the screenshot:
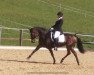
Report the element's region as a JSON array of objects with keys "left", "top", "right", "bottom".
[{"left": 57, "top": 11, "right": 63, "bottom": 17}]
